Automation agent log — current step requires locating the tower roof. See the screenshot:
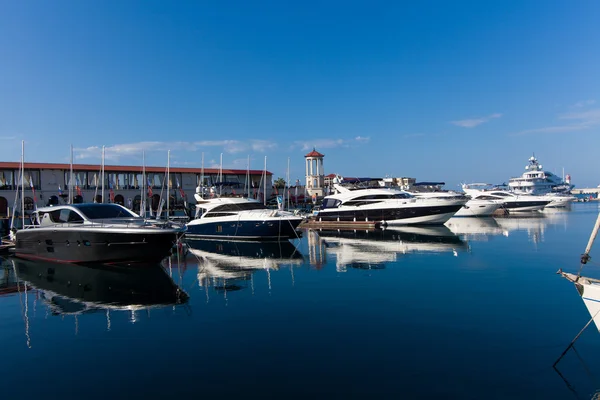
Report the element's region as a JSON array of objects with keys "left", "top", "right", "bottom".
[{"left": 304, "top": 148, "right": 324, "bottom": 158}]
